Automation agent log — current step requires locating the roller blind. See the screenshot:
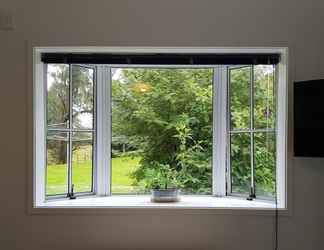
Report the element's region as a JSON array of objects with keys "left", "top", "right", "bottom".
[{"left": 41, "top": 53, "right": 280, "bottom": 65}]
